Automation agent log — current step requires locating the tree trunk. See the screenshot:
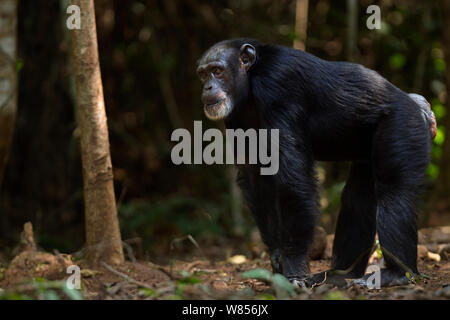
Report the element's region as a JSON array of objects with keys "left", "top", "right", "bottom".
[
  {"left": 428, "top": 0, "right": 450, "bottom": 226},
  {"left": 293, "top": 0, "right": 308, "bottom": 51},
  {"left": 0, "top": 0, "right": 18, "bottom": 190},
  {"left": 70, "top": 0, "right": 124, "bottom": 265},
  {"left": 346, "top": 0, "right": 358, "bottom": 62}
]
